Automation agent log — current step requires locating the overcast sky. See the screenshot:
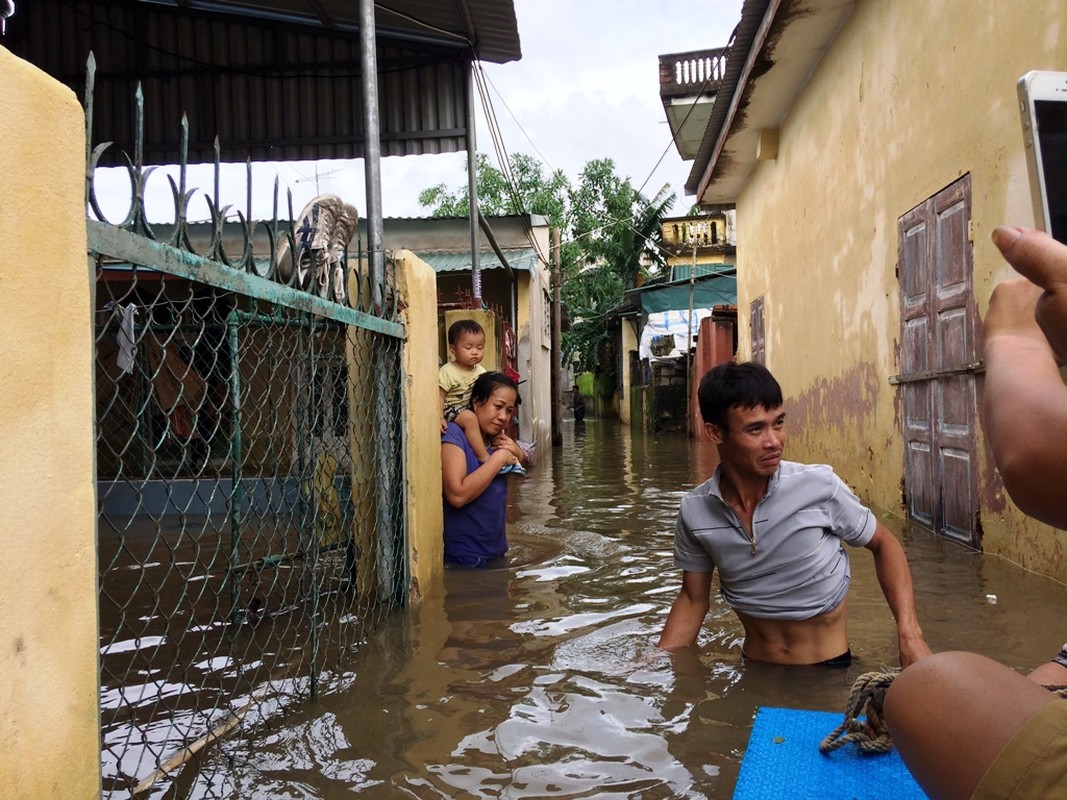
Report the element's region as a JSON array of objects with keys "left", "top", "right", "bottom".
[{"left": 94, "top": 1, "right": 743, "bottom": 223}]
